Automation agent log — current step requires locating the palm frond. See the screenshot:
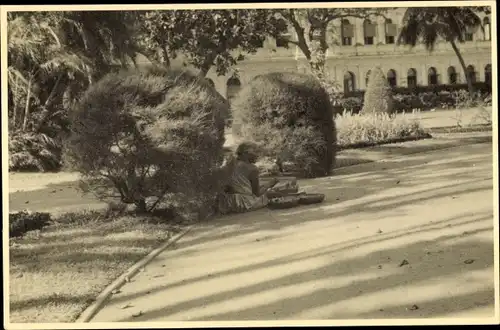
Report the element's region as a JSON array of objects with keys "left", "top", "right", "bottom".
[{"left": 397, "top": 7, "right": 483, "bottom": 49}]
